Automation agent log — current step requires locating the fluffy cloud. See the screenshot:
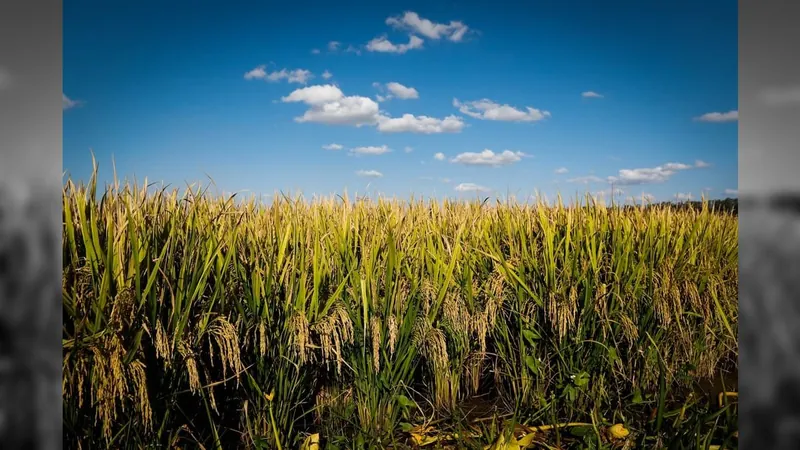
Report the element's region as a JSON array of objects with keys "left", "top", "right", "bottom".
[
  {"left": 376, "top": 114, "right": 464, "bottom": 134},
  {"left": 356, "top": 169, "right": 383, "bottom": 178},
  {"left": 724, "top": 188, "right": 738, "bottom": 196},
  {"left": 404, "top": 146, "right": 414, "bottom": 153},
  {"left": 451, "top": 149, "right": 527, "bottom": 167},
  {"left": 328, "top": 41, "right": 341, "bottom": 51},
  {"left": 373, "top": 82, "right": 419, "bottom": 101},
  {"left": 582, "top": 91, "right": 603, "bottom": 98},
  {"left": 385, "top": 82, "right": 419, "bottom": 99},
  {"left": 350, "top": 145, "right": 391, "bottom": 155},
  {"left": 554, "top": 167, "right": 569, "bottom": 174},
  {"left": 454, "top": 182, "right": 491, "bottom": 193},
  {"left": 282, "top": 85, "right": 380, "bottom": 126},
  {"left": 245, "top": 66, "right": 313, "bottom": 84},
  {"left": 608, "top": 161, "right": 698, "bottom": 185},
  {"left": 366, "top": 35, "right": 424, "bottom": 54},
  {"left": 385, "top": 11, "right": 470, "bottom": 42},
  {"left": 694, "top": 110, "right": 738, "bottom": 122},
  {"left": 675, "top": 192, "right": 693, "bottom": 201},
  {"left": 759, "top": 86, "right": 800, "bottom": 107},
  {"left": 453, "top": 98, "right": 550, "bottom": 122},
  {"left": 322, "top": 143, "right": 343, "bottom": 151},
  {"left": 567, "top": 175, "right": 604, "bottom": 184},
  {"left": 311, "top": 49, "right": 321, "bottom": 55},
  {"left": 63, "top": 94, "right": 81, "bottom": 110},
  {"left": 282, "top": 85, "right": 345, "bottom": 105},
  {"left": 322, "top": 70, "right": 333, "bottom": 80},
  {"left": 434, "top": 152, "right": 445, "bottom": 161},
  {"left": 282, "top": 84, "right": 462, "bottom": 133}
]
